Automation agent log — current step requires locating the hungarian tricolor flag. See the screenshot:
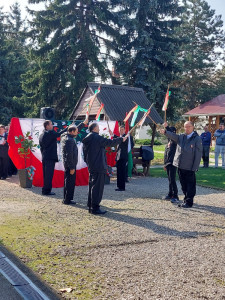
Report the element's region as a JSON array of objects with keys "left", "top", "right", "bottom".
[
  {"left": 162, "top": 89, "right": 171, "bottom": 111},
  {"left": 125, "top": 113, "right": 133, "bottom": 177},
  {"left": 95, "top": 103, "right": 104, "bottom": 120},
  {"left": 8, "top": 118, "right": 119, "bottom": 187}
]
